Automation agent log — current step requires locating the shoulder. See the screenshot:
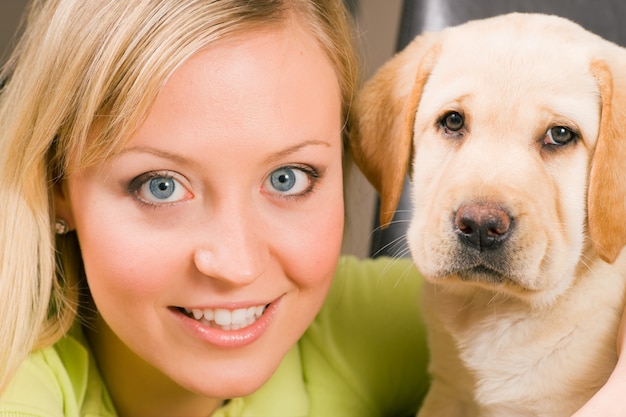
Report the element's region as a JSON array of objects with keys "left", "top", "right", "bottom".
[
  {"left": 0, "top": 333, "right": 116, "bottom": 417},
  {"left": 328, "top": 255, "right": 424, "bottom": 309},
  {"left": 301, "top": 255, "right": 430, "bottom": 417}
]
